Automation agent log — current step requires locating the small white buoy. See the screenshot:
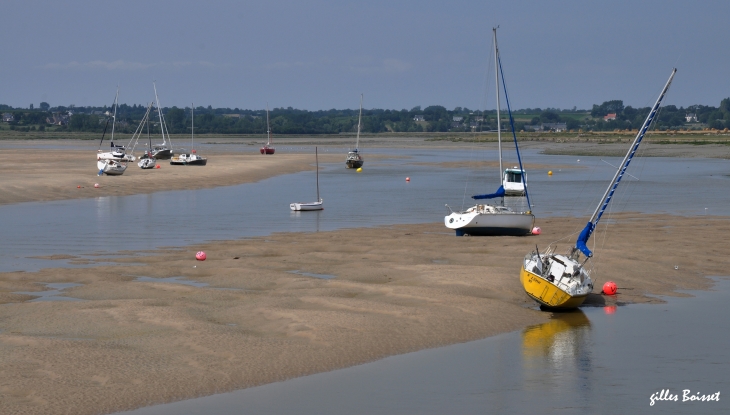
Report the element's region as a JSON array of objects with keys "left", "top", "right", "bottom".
[{"left": 674, "top": 265, "right": 679, "bottom": 270}]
